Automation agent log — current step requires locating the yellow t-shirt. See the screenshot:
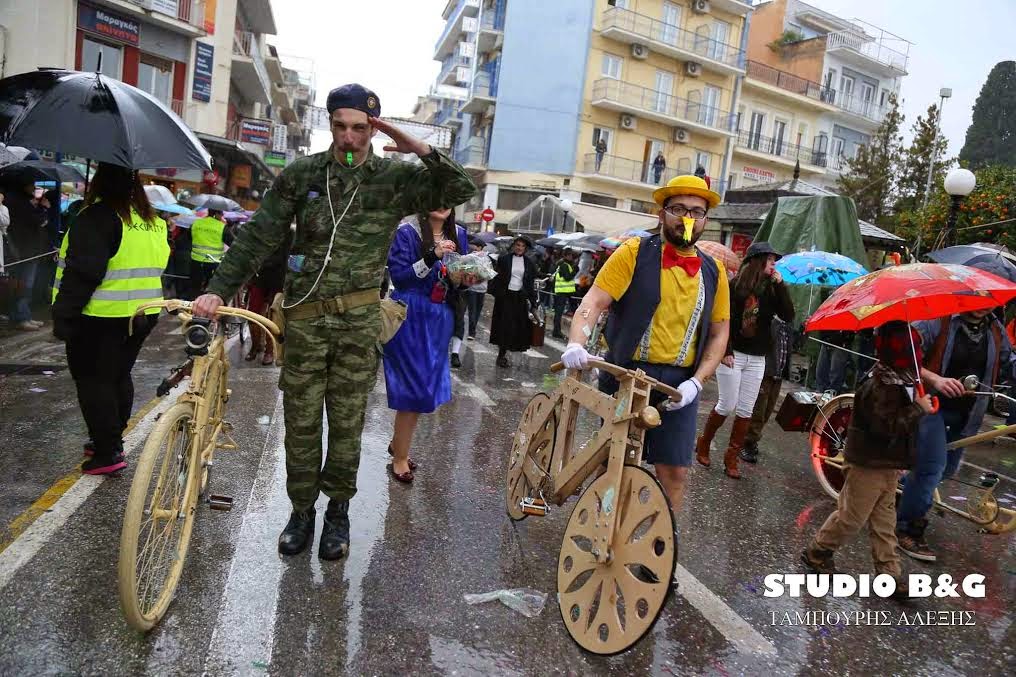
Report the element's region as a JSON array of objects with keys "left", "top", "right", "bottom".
[{"left": 594, "top": 237, "right": 730, "bottom": 367}]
